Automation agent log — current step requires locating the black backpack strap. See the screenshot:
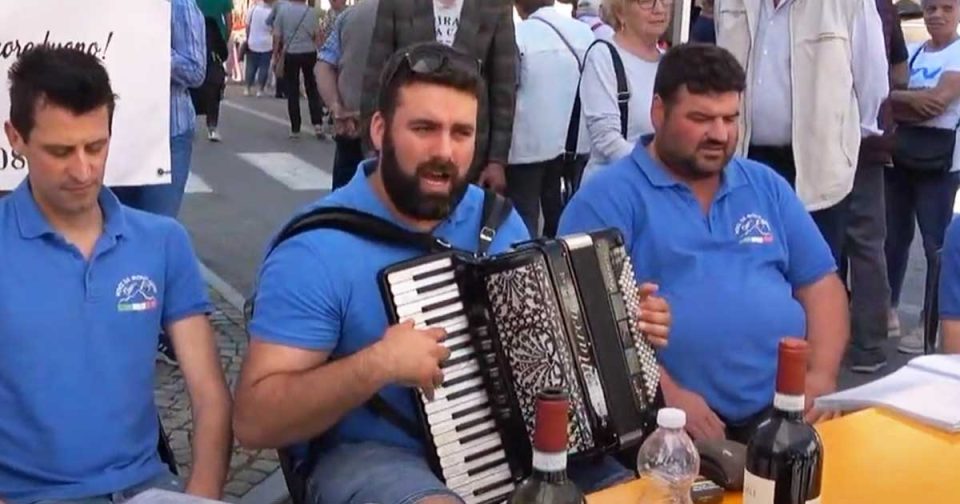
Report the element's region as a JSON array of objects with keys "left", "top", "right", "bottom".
[
  {"left": 565, "top": 39, "right": 630, "bottom": 160},
  {"left": 478, "top": 190, "right": 514, "bottom": 256}
]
